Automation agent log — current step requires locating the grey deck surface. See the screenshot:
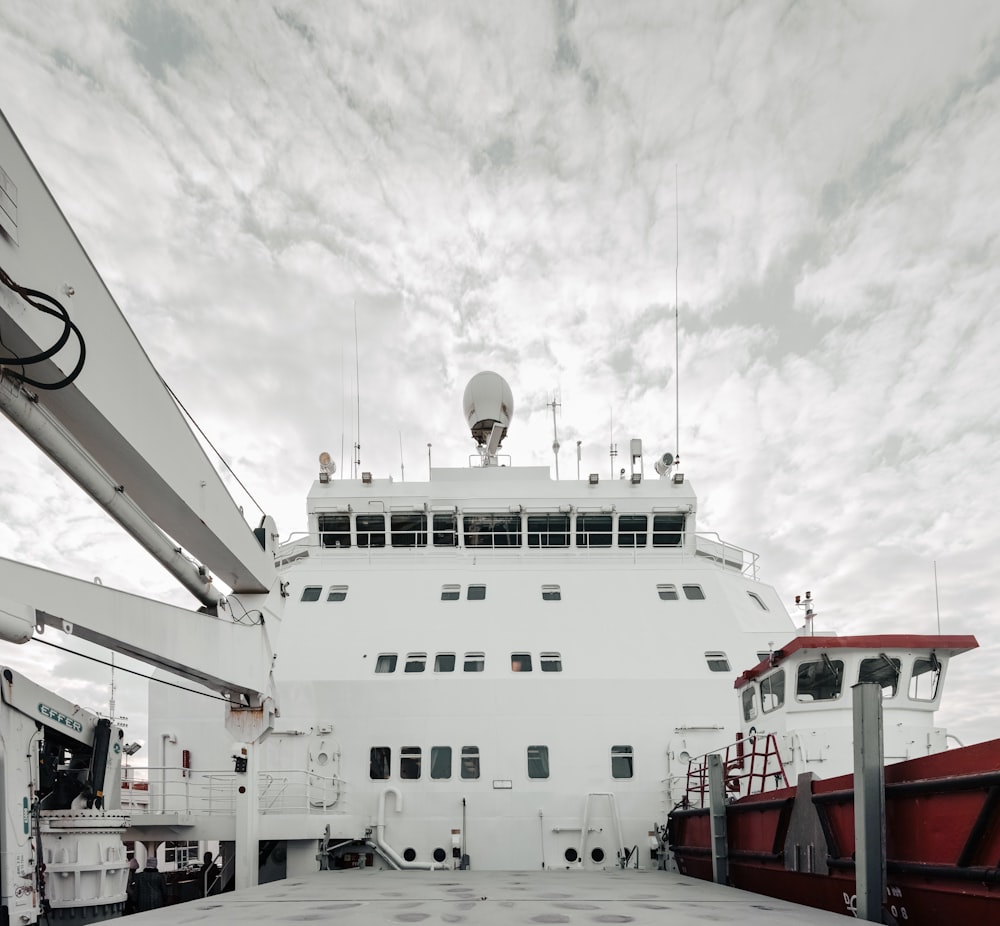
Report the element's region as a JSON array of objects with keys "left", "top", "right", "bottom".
[{"left": 130, "top": 869, "right": 852, "bottom": 923}]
